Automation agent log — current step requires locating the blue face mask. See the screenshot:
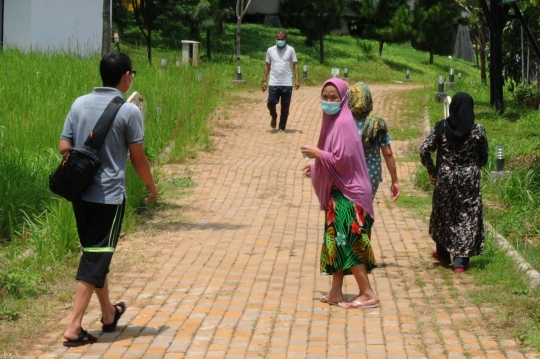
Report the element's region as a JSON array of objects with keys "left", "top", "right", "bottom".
[
  {"left": 276, "top": 40, "right": 286, "bottom": 47},
  {"left": 321, "top": 101, "right": 341, "bottom": 115},
  {"left": 321, "top": 90, "right": 348, "bottom": 115}
]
